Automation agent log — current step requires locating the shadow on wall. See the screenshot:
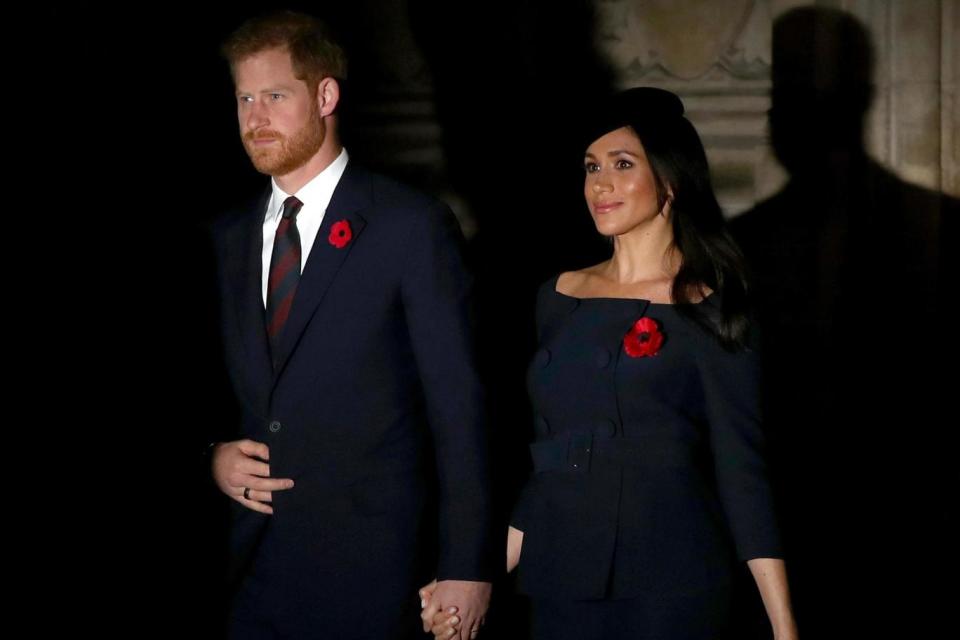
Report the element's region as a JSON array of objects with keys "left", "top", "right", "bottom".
[{"left": 730, "top": 6, "right": 958, "bottom": 638}]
